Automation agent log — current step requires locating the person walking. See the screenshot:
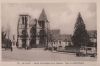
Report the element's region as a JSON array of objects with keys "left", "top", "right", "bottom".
[{"left": 9, "top": 39, "right": 13, "bottom": 52}]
